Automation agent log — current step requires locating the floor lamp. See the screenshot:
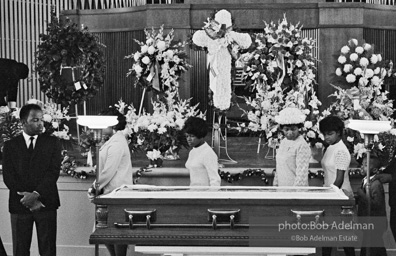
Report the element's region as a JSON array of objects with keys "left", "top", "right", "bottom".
[
  {"left": 347, "top": 119, "right": 391, "bottom": 255},
  {"left": 76, "top": 115, "right": 118, "bottom": 255}
]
